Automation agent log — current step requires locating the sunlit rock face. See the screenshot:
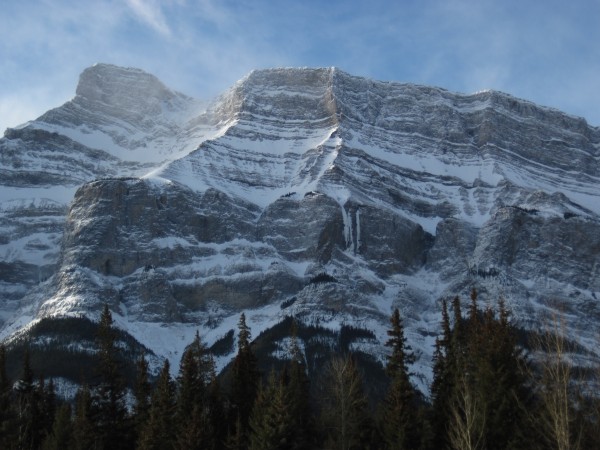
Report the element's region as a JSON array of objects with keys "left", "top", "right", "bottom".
[{"left": 1, "top": 64, "right": 599, "bottom": 390}]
